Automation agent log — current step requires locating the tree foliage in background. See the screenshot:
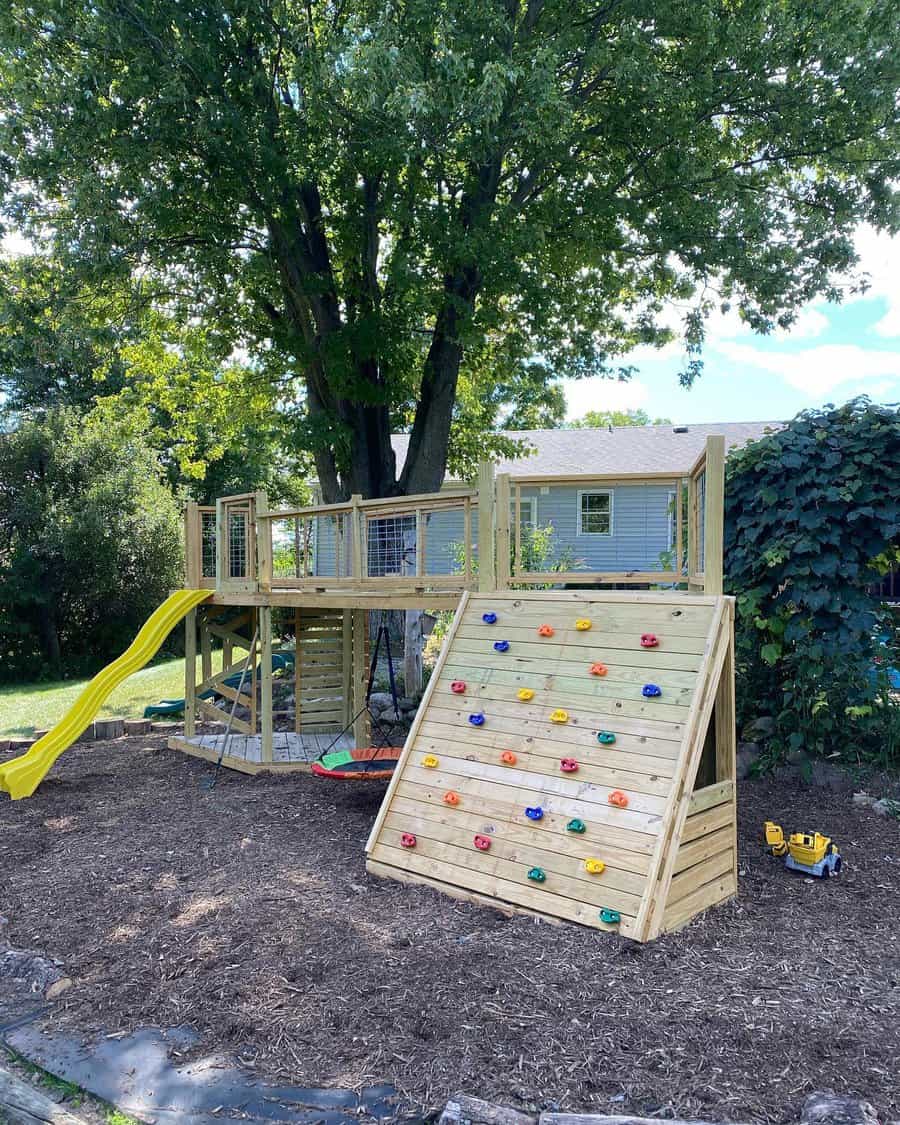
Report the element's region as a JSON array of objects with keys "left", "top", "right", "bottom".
[
  {"left": 2, "top": 0, "right": 899, "bottom": 500},
  {"left": 0, "top": 410, "right": 183, "bottom": 680},
  {"left": 725, "top": 400, "right": 900, "bottom": 767},
  {"left": 569, "top": 409, "right": 672, "bottom": 429}
]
